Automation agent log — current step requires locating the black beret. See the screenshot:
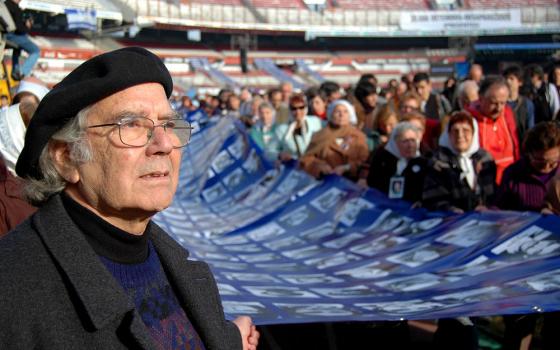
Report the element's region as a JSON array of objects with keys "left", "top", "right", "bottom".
[{"left": 16, "top": 46, "right": 173, "bottom": 180}]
